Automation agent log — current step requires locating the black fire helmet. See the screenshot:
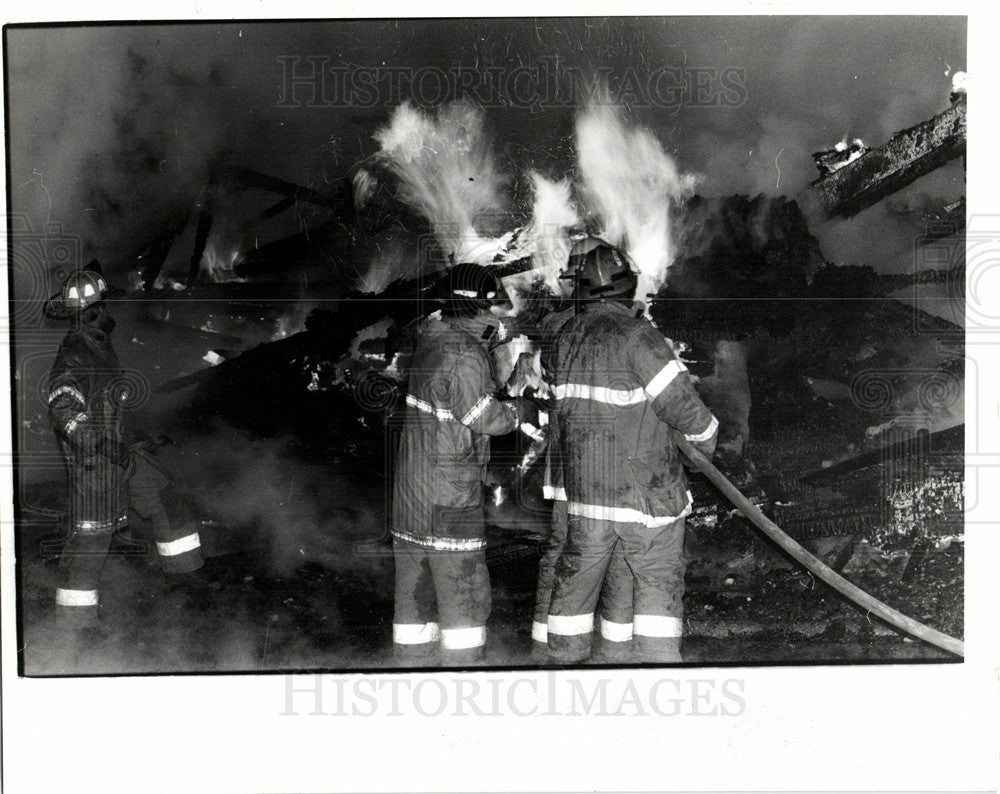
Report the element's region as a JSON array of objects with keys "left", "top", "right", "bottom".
[
  {"left": 443, "top": 261, "right": 503, "bottom": 317},
  {"left": 562, "top": 237, "right": 638, "bottom": 304}
]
